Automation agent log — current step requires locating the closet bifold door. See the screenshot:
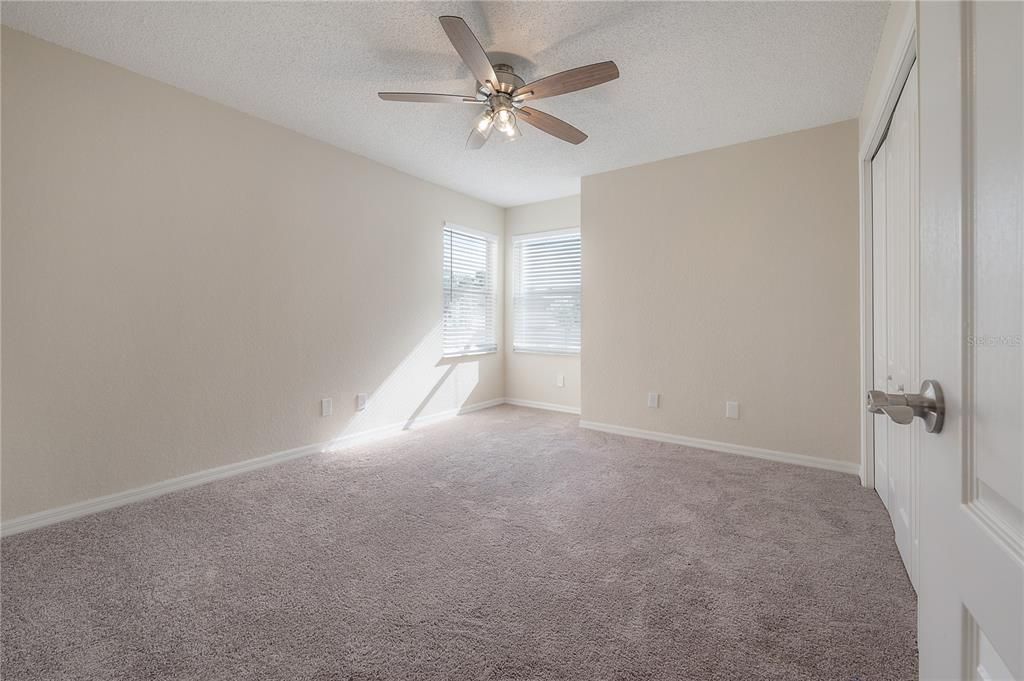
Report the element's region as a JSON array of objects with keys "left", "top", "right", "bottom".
[
  {"left": 872, "top": 62, "right": 920, "bottom": 587},
  {"left": 871, "top": 146, "right": 890, "bottom": 513}
]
